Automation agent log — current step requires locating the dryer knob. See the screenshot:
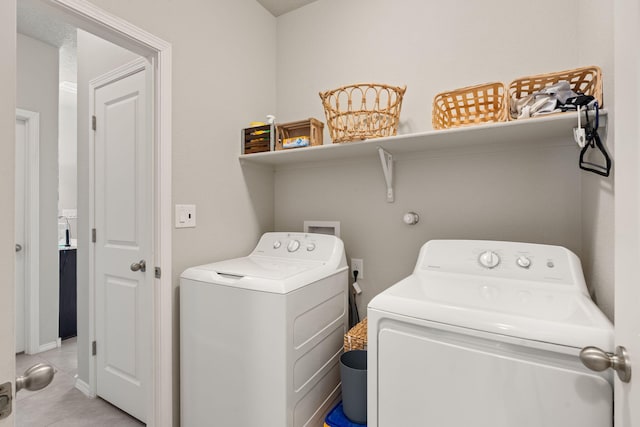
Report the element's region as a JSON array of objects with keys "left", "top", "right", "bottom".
[
  {"left": 287, "top": 240, "right": 301, "bottom": 252},
  {"left": 478, "top": 251, "right": 500, "bottom": 269},
  {"left": 273, "top": 240, "right": 282, "bottom": 249}
]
